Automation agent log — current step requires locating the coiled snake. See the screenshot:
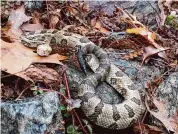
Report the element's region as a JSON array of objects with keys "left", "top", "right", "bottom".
[{"left": 20, "top": 29, "right": 145, "bottom": 129}]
